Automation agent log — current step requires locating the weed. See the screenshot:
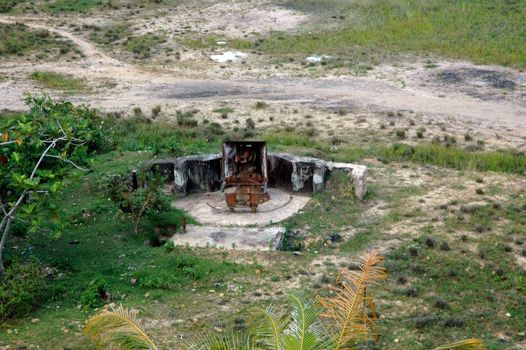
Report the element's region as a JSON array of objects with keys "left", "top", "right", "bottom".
[
  {"left": 254, "top": 101, "right": 268, "bottom": 110},
  {"left": 30, "top": 71, "right": 86, "bottom": 92},
  {"left": 0, "top": 23, "right": 75, "bottom": 58},
  {"left": 133, "top": 107, "right": 143, "bottom": 117},
  {"left": 395, "top": 129, "right": 406, "bottom": 140},
  {"left": 79, "top": 276, "right": 110, "bottom": 309},
  {"left": 151, "top": 105, "right": 161, "bottom": 118},
  {"left": 245, "top": 118, "right": 256, "bottom": 130},
  {"left": 0, "top": 261, "right": 44, "bottom": 320}
]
